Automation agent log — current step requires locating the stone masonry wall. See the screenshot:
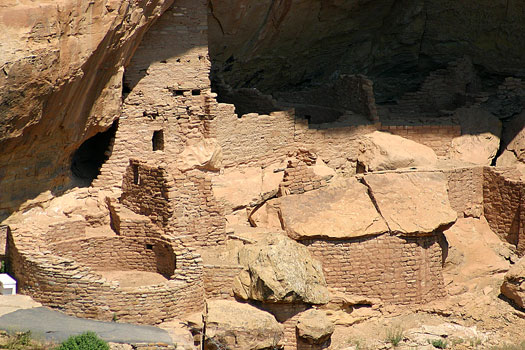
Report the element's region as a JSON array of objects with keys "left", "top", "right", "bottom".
[
  {"left": 335, "top": 74, "right": 379, "bottom": 122},
  {"left": 8, "top": 224, "right": 204, "bottom": 325},
  {"left": 445, "top": 166, "right": 484, "bottom": 218},
  {"left": 202, "top": 264, "right": 243, "bottom": 300},
  {"left": 212, "top": 109, "right": 296, "bottom": 168},
  {"left": 48, "top": 236, "right": 176, "bottom": 278},
  {"left": 302, "top": 233, "right": 446, "bottom": 305},
  {"left": 380, "top": 125, "right": 461, "bottom": 157},
  {"left": 120, "top": 161, "right": 225, "bottom": 248},
  {"left": 483, "top": 167, "right": 525, "bottom": 255},
  {"left": 278, "top": 151, "right": 331, "bottom": 196},
  {"left": 121, "top": 160, "right": 174, "bottom": 227}
]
